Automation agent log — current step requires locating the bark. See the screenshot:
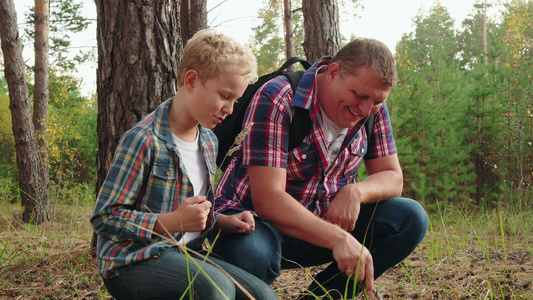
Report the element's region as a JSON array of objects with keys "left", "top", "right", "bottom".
[
  {"left": 0, "top": 0, "right": 50, "bottom": 223},
  {"left": 283, "top": 0, "right": 296, "bottom": 71},
  {"left": 93, "top": 0, "right": 190, "bottom": 250},
  {"left": 95, "top": 0, "right": 183, "bottom": 194},
  {"left": 33, "top": 0, "right": 50, "bottom": 201},
  {"left": 302, "top": 0, "right": 341, "bottom": 63},
  {"left": 180, "top": 0, "right": 207, "bottom": 43}
]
